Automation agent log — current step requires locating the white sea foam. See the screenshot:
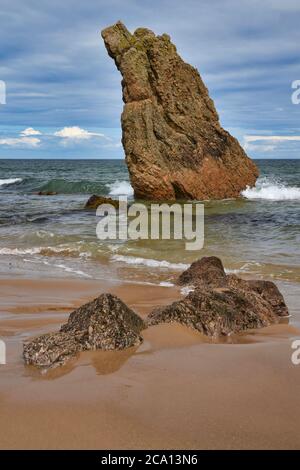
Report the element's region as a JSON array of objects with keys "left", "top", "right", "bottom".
[
  {"left": 111, "top": 254, "right": 189, "bottom": 270},
  {"left": 37, "top": 259, "right": 91, "bottom": 278},
  {"left": 242, "top": 177, "right": 300, "bottom": 201},
  {"left": 107, "top": 180, "right": 134, "bottom": 196},
  {"left": 159, "top": 281, "right": 175, "bottom": 287},
  {"left": 180, "top": 286, "right": 195, "bottom": 295},
  {"left": 52, "top": 263, "right": 91, "bottom": 278},
  {"left": 225, "top": 261, "right": 262, "bottom": 275},
  {"left": 0, "top": 178, "right": 22, "bottom": 187},
  {"left": 35, "top": 230, "right": 55, "bottom": 239},
  {"left": 0, "top": 245, "right": 89, "bottom": 257},
  {"left": 0, "top": 247, "right": 41, "bottom": 255}
]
